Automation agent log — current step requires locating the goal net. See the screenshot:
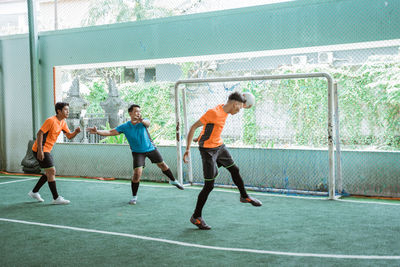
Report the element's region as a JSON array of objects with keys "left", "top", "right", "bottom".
[{"left": 174, "top": 73, "right": 340, "bottom": 199}]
